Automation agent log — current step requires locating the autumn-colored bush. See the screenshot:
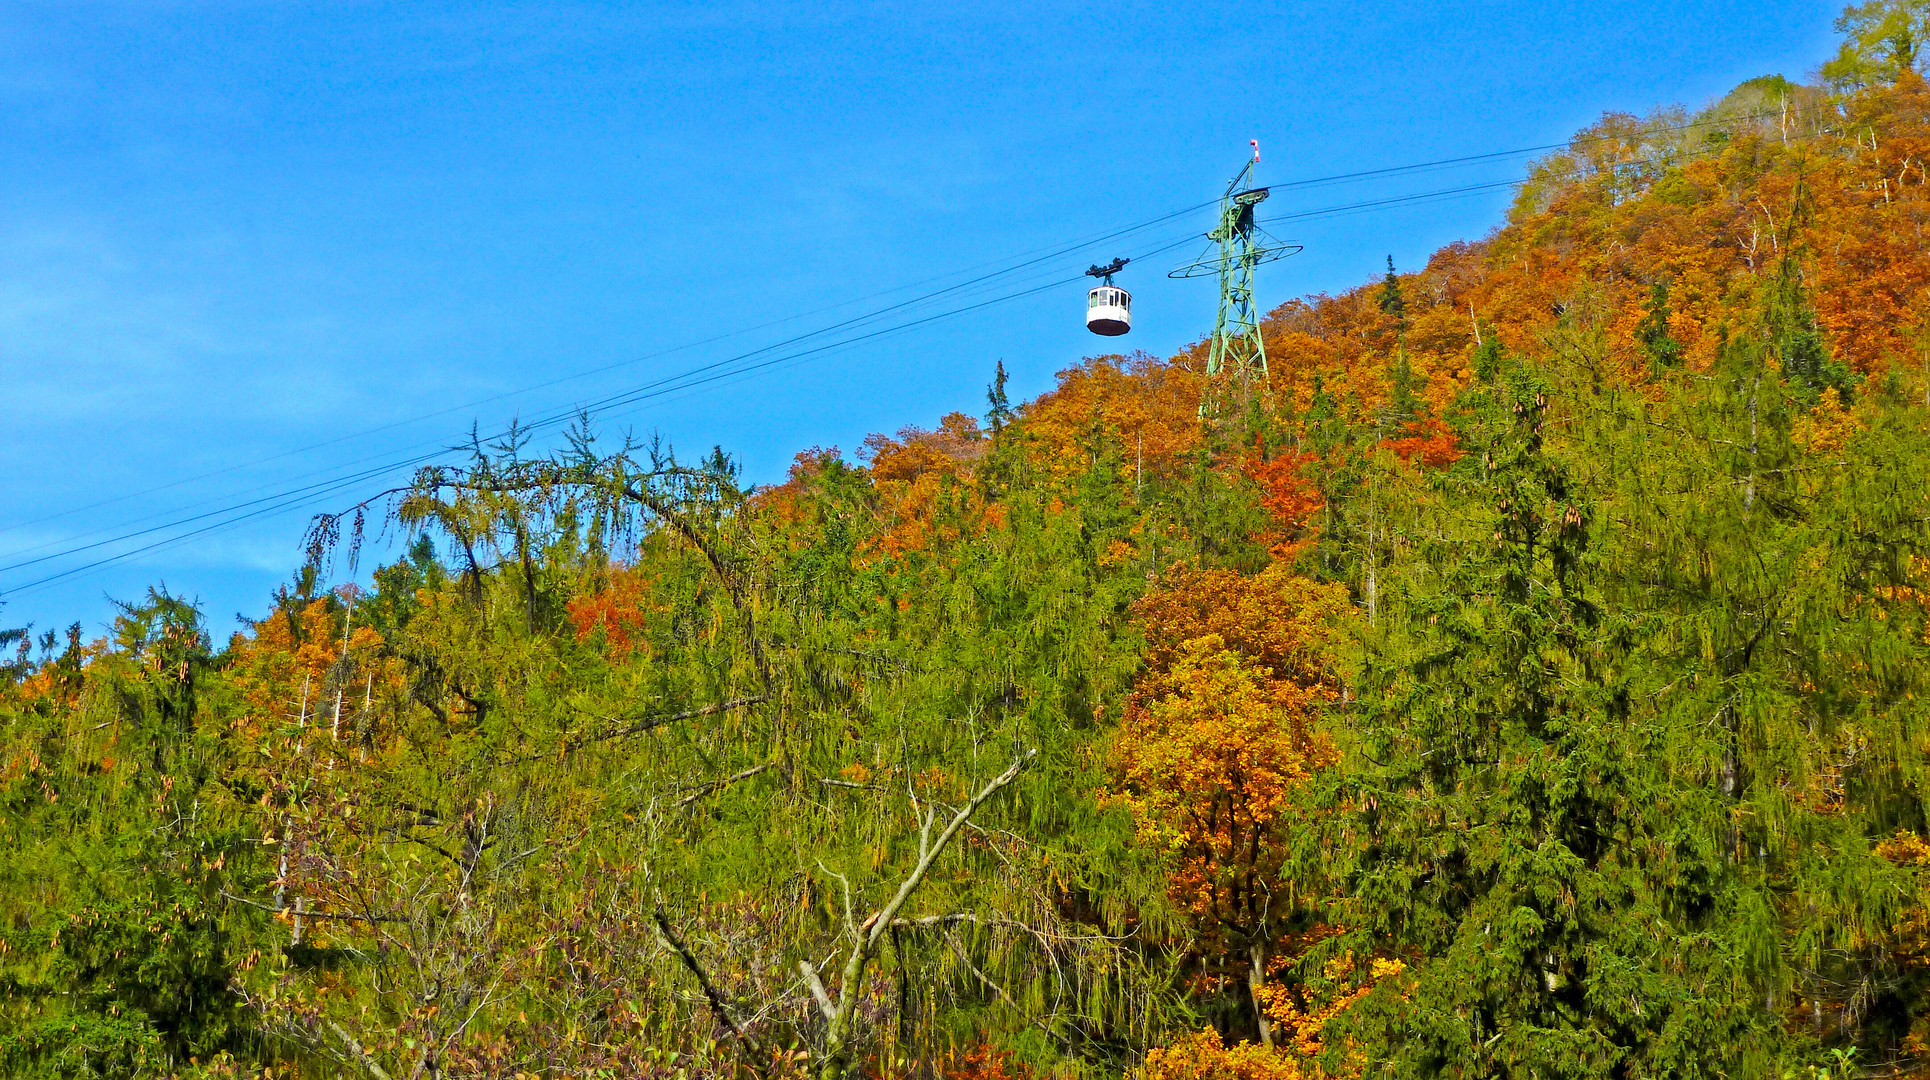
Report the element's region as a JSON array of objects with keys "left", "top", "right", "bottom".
[
  {"left": 1132, "top": 563, "right": 1348, "bottom": 699},
  {"left": 1242, "top": 451, "right": 1324, "bottom": 561},
  {"left": 858, "top": 413, "right": 1002, "bottom": 559},
  {"left": 864, "top": 412, "right": 987, "bottom": 484},
  {"left": 932, "top": 1044, "right": 1034, "bottom": 1080},
  {"left": 1142, "top": 1030, "right": 1309, "bottom": 1080},
  {"left": 1144, "top": 950, "right": 1408, "bottom": 1080},
  {"left": 566, "top": 564, "right": 662, "bottom": 660},
  {"left": 752, "top": 445, "right": 847, "bottom": 531},
  {"left": 226, "top": 593, "right": 391, "bottom": 735},
  {"left": 1017, "top": 351, "right": 1203, "bottom": 482}
]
